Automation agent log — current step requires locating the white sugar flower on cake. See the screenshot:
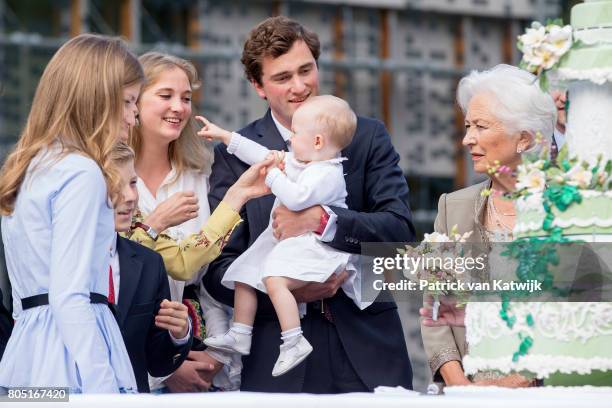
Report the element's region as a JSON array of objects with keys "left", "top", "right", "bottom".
[
  {"left": 518, "top": 20, "right": 573, "bottom": 89},
  {"left": 520, "top": 23, "right": 546, "bottom": 49},
  {"left": 515, "top": 192, "right": 544, "bottom": 214},
  {"left": 544, "top": 25, "right": 573, "bottom": 58},
  {"left": 566, "top": 164, "right": 593, "bottom": 188},
  {"left": 516, "top": 166, "right": 546, "bottom": 193}
]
